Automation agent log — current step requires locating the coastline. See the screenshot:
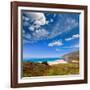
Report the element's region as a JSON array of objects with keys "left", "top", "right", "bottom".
[{"left": 47, "top": 60, "right": 67, "bottom": 65}]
